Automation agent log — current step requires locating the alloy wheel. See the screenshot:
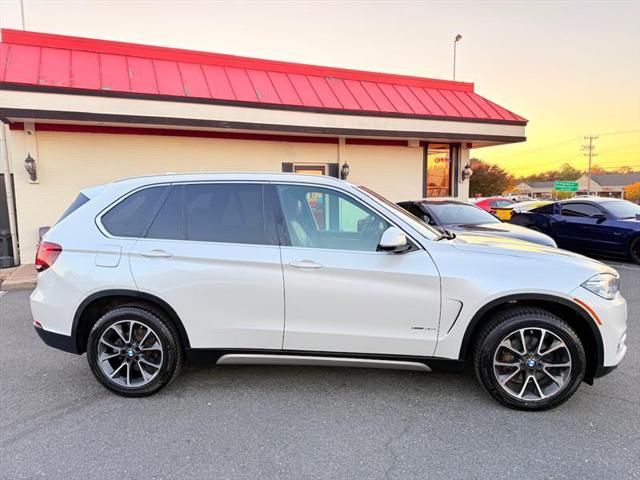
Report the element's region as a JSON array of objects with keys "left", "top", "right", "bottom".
[
  {"left": 493, "top": 327, "right": 572, "bottom": 401},
  {"left": 97, "top": 320, "right": 164, "bottom": 388}
]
